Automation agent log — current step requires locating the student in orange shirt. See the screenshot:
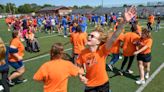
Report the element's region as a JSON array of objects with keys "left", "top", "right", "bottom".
[
  {"left": 33, "top": 43, "right": 87, "bottom": 92},
  {"left": 76, "top": 6, "right": 137, "bottom": 92},
  {"left": 107, "top": 32, "right": 124, "bottom": 71},
  {"left": 5, "top": 17, "right": 12, "bottom": 31},
  {"left": 32, "top": 17, "right": 37, "bottom": 33},
  {"left": 8, "top": 31, "right": 27, "bottom": 86},
  {"left": 118, "top": 31, "right": 140, "bottom": 75},
  {"left": 133, "top": 29, "right": 153, "bottom": 85},
  {"left": 147, "top": 14, "right": 154, "bottom": 31},
  {"left": 70, "top": 25, "right": 87, "bottom": 63},
  {"left": 131, "top": 21, "right": 142, "bottom": 36}
]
